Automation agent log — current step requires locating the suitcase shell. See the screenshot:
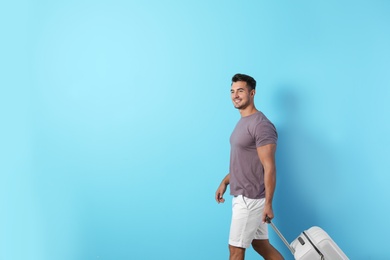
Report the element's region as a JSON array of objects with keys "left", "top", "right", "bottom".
[
  {"left": 267, "top": 219, "right": 349, "bottom": 260},
  {"left": 290, "top": 226, "right": 349, "bottom": 260}
]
